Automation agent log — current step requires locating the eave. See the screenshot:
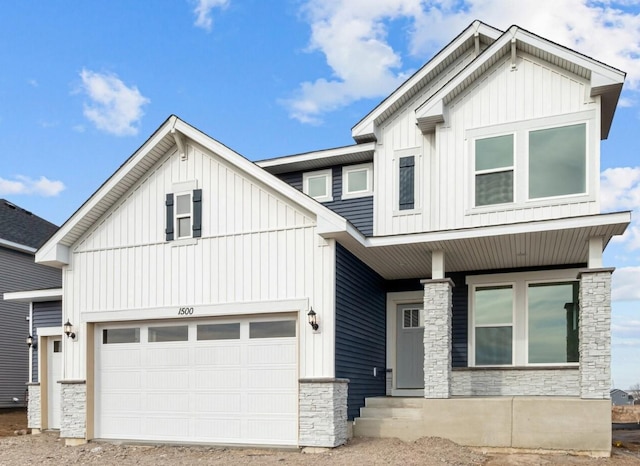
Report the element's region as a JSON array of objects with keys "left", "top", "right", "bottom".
[
  {"left": 3, "top": 288, "right": 63, "bottom": 303},
  {"left": 323, "top": 212, "right": 630, "bottom": 280}
]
